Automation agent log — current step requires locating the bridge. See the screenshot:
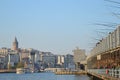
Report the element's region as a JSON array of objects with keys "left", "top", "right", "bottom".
[
  {"left": 86, "top": 26, "right": 120, "bottom": 80},
  {"left": 87, "top": 69, "right": 120, "bottom": 80}
]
